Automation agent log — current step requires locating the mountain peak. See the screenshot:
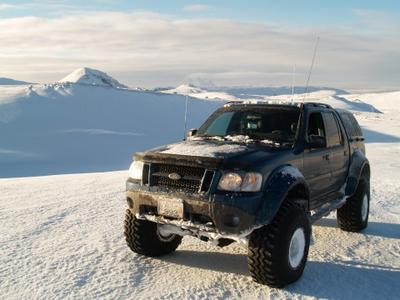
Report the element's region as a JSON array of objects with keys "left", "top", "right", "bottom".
[
  {"left": 58, "top": 67, "right": 128, "bottom": 88},
  {"left": 167, "top": 84, "right": 205, "bottom": 94}
]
